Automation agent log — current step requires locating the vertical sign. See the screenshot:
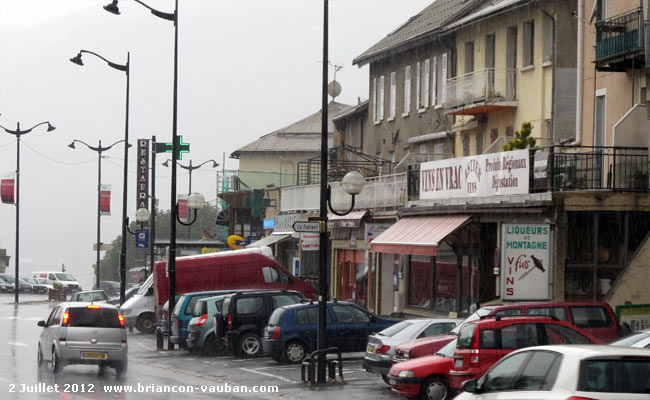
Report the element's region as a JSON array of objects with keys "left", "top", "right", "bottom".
[
  {"left": 100, "top": 184, "right": 111, "bottom": 215},
  {"left": 136, "top": 139, "right": 150, "bottom": 210},
  {"left": 178, "top": 194, "right": 188, "bottom": 222},
  {"left": 1, "top": 179, "right": 15, "bottom": 204},
  {"left": 501, "top": 224, "right": 552, "bottom": 300}
]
